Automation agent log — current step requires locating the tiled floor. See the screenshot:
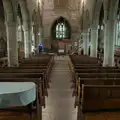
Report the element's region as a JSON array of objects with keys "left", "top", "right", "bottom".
[{"left": 42, "top": 56, "right": 77, "bottom": 120}]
